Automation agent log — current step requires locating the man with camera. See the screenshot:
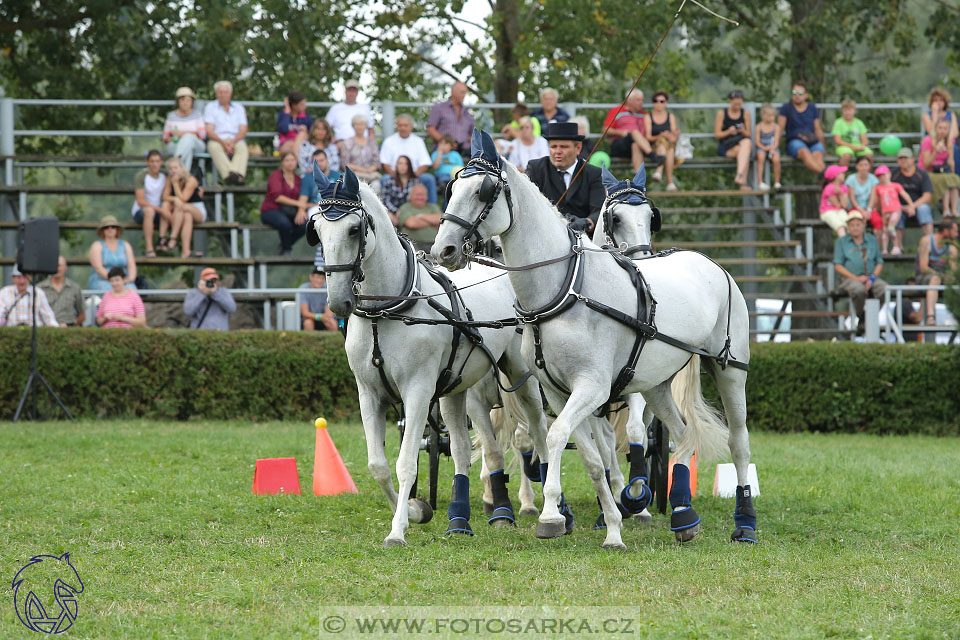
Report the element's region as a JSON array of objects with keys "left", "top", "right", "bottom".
[{"left": 183, "top": 267, "right": 236, "bottom": 330}]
